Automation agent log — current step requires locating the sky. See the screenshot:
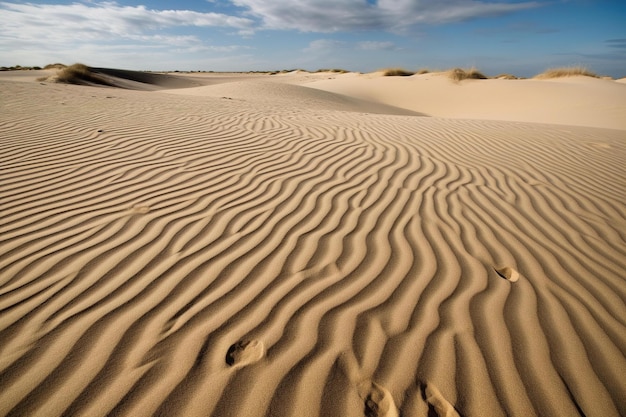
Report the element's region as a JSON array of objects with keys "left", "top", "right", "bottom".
[{"left": 1, "top": 0, "right": 625, "bottom": 77}]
